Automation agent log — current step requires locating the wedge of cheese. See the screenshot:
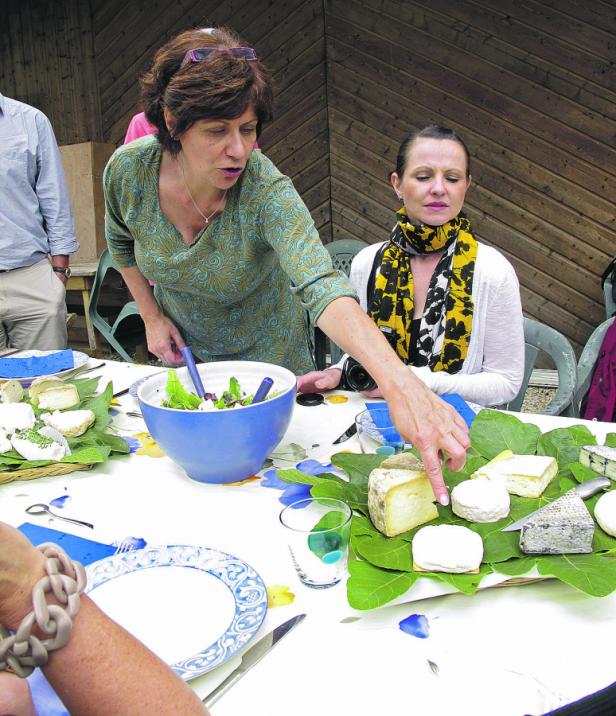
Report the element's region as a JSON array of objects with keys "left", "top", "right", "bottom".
[
  {"left": 368, "top": 456, "right": 437, "bottom": 537},
  {"left": 471, "top": 449, "right": 558, "bottom": 498},
  {"left": 520, "top": 492, "right": 594, "bottom": 554},
  {"left": 579, "top": 445, "right": 616, "bottom": 481}
]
